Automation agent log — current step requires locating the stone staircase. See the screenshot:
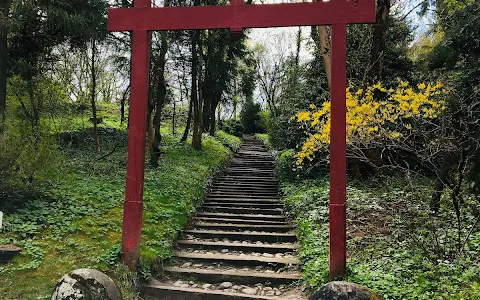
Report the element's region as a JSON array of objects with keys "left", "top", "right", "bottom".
[{"left": 145, "top": 137, "right": 305, "bottom": 300}]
